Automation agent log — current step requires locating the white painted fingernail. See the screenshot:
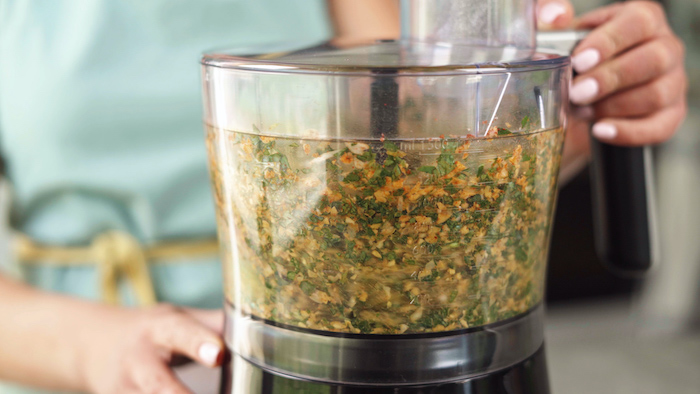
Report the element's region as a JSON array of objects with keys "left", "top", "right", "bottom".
[
  {"left": 572, "top": 48, "right": 601, "bottom": 73},
  {"left": 592, "top": 122, "right": 618, "bottom": 140},
  {"left": 574, "top": 105, "right": 595, "bottom": 120},
  {"left": 570, "top": 78, "right": 599, "bottom": 105},
  {"left": 198, "top": 342, "right": 221, "bottom": 366},
  {"left": 539, "top": 3, "right": 567, "bottom": 24}
]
